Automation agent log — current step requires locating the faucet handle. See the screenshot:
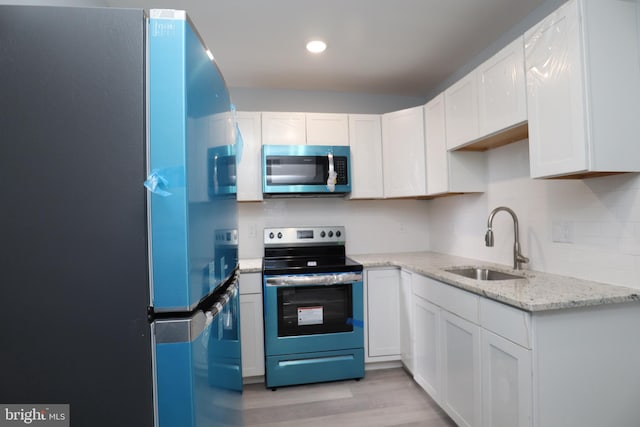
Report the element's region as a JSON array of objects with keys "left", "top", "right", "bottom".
[{"left": 485, "top": 229, "right": 494, "bottom": 247}]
